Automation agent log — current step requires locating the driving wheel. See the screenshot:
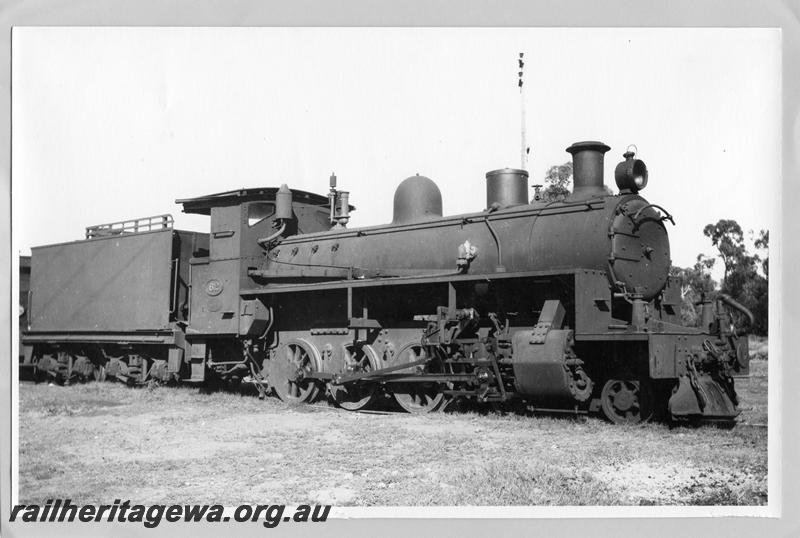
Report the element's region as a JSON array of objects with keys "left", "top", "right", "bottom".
[
  {"left": 329, "top": 344, "right": 380, "bottom": 411},
  {"left": 391, "top": 344, "right": 444, "bottom": 414},
  {"left": 269, "top": 339, "right": 321, "bottom": 404}
]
